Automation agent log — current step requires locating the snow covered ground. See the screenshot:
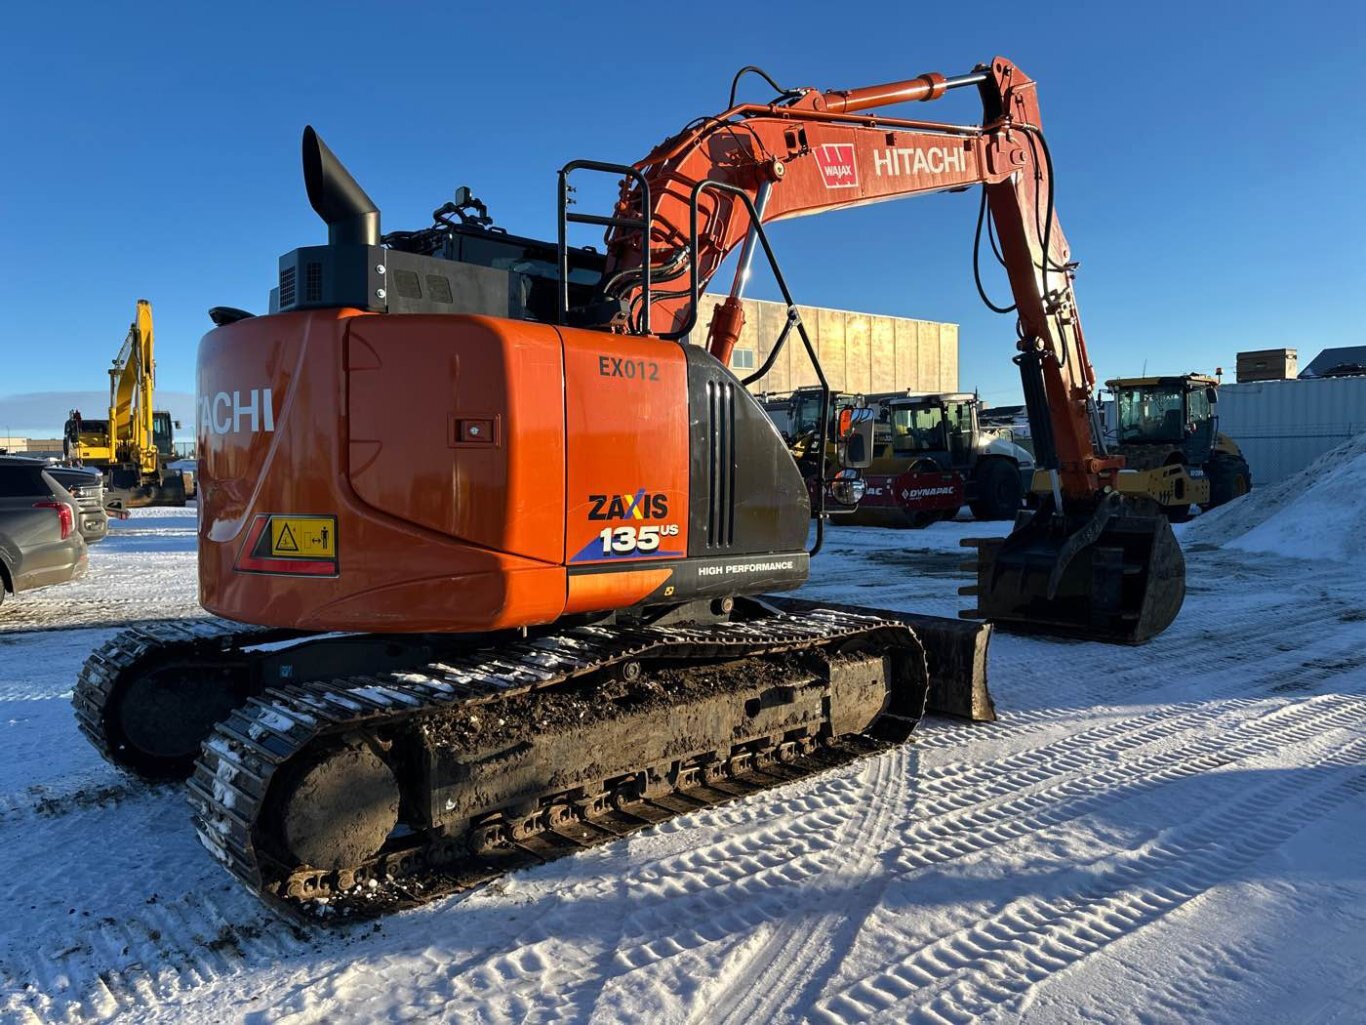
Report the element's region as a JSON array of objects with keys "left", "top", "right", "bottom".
[{"left": 2, "top": 499, "right": 1365, "bottom": 1024}]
